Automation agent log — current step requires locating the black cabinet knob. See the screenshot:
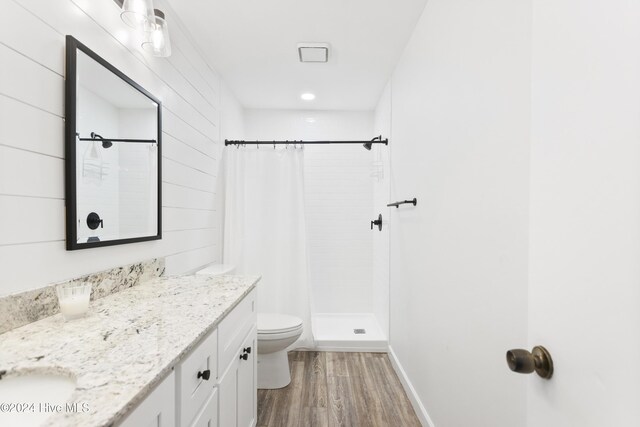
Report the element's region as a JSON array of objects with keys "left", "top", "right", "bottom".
[
  {"left": 243, "top": 347, "right": 252, "bottom": 354},
  {"left": 197, "top": 369, "right": 211, "bottom": 381},
  {"left": 239, "top": 353, "right": 249, "bottom": 361}
]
